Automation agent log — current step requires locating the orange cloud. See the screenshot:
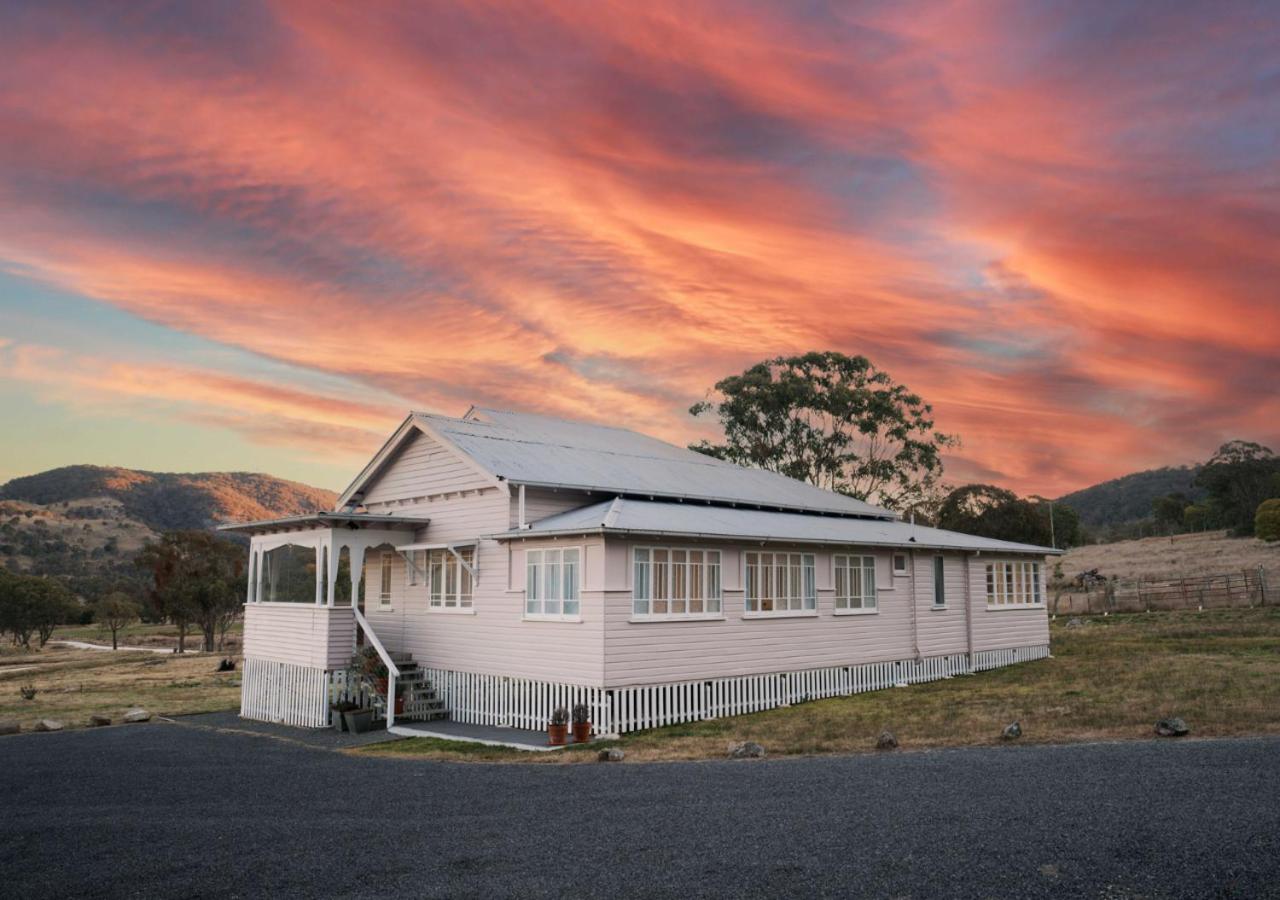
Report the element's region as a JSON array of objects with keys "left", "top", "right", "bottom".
[{"left": 0, "top": 1, "right": 1276, "bottom": 497}]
